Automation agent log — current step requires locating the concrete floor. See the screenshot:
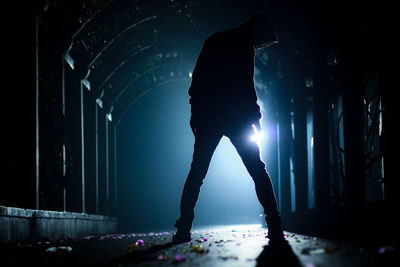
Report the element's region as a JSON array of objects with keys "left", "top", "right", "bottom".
[{"left": 1, "top": 224, "right": 396, "bottom": 266}]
